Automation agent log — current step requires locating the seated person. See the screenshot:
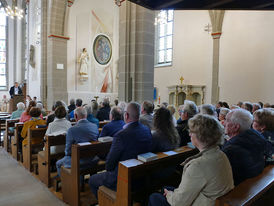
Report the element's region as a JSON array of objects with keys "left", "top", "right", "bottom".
[
  {"left": 252, "top": 103, "right": 261, "bottom": 113},
  {"left": 69, "top": 98, "right": 82, "bottom": 120},
  {"left": 140, "top": 100, "right": 154, "bottom": 129},
  {"left": 10, "top": 102, "right": 25, "bottom": 119},
  {"left": 84, "top": 105, "right": 99, "bottom": 128},
  {"left": 89, "top": 102, "right": 152, "bottom": 198},
  {"left": 176, "top": 105, "right": 184, "bottom": 125},
  {"left": 167, "top": 105, "right": 177, "bottom": 127},
  {"left": 68, "top": 98, "right": 76, "bottom": 114},
  {"left": 151, "top": 107, "right": 180, "bottom": 152},
  {"left": 36, "top": 102, "right": 47, "bottom": 117},
  {"left": 253, "top": 108, "right": 274, "bottom": 157},
  {"left": 99, "top": 106, "right": 125, "bottom": 137},
  {"left": 56, "top": 107, "right": 99, "bottom": 176},
  {"left": 222, "top": 109, "right": 268, "bottom": 185},
  {"left": 241, "top": 101, "right": 253, "bottom": 113},
  {"left": 219, "top": 107, "right": 230, "bottom": 126},
  {"left": 148, "top": 114, "right": 234, "bottom": 206},
  {"left": 20, "top": 100, "right": 42, "bottom": 122},
  {"left": 176, "top": 100, "right": 198, "bottom": 146},
  {"left": 21, "top": 107, "right": 46, "bottom": 147},
  {"left": 199, "top": 104, "right": 217, "bottom": 118},
  {"left": 45, "top": 105, "right": 71, "bottom": 154},
  {"left": 96, "top": 98, "right": 111, "bottom": 121}
]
